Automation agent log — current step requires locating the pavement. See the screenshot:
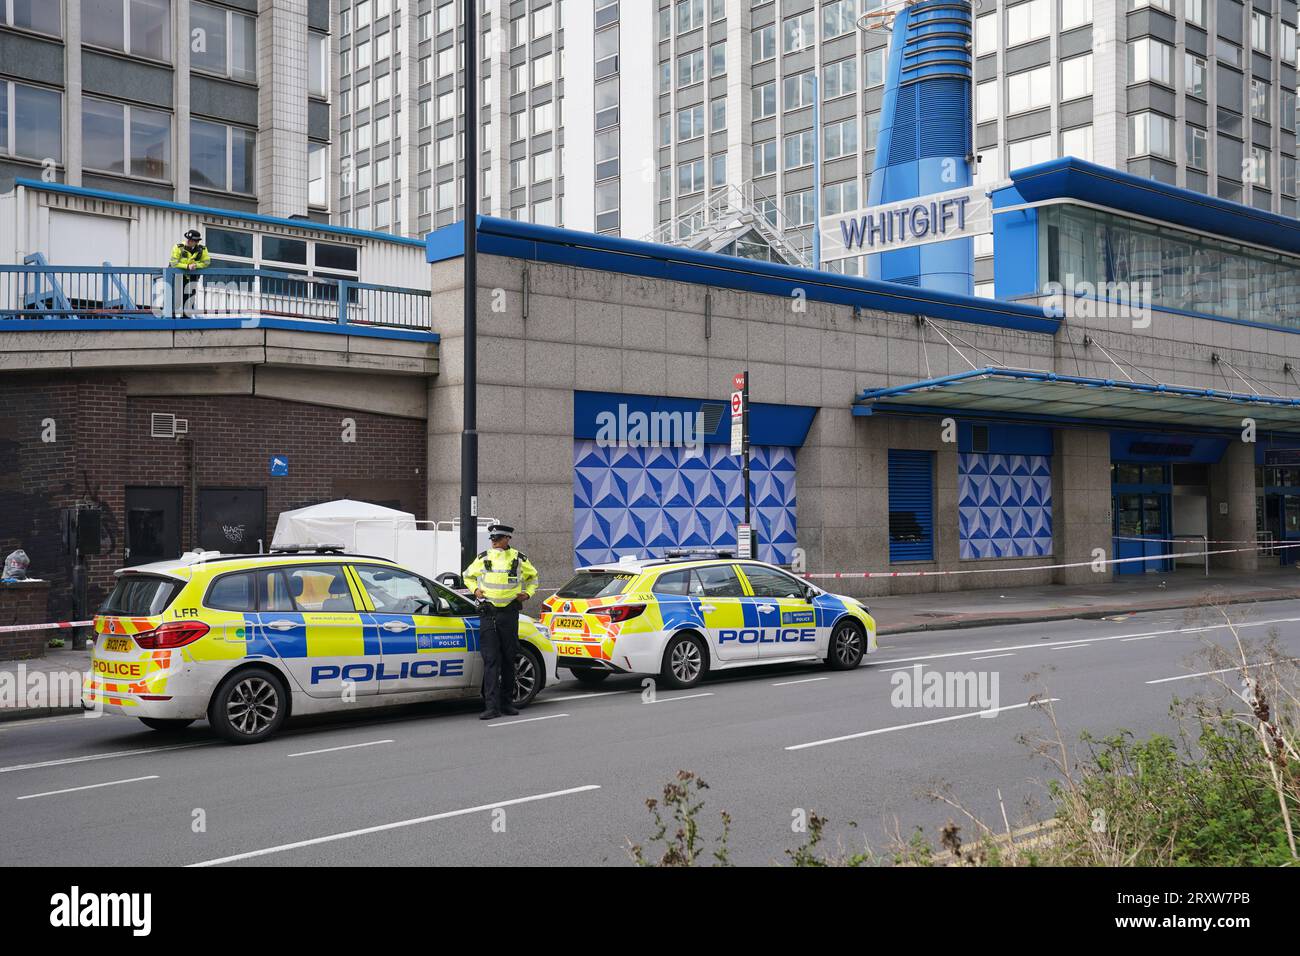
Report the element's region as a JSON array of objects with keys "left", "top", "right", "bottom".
[
  {"left": 4, "top": 566, "right": 1298, "bottom": 722},
  {"left": 1, "top": 598, "right": 1295, "bottom": 865}
]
